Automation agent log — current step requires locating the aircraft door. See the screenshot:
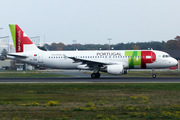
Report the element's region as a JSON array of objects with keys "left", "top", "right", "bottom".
[
  {"left": 151, "top": 51, "right": 156, "bottom": 62},
  {"left": 38, "top": 53, "right": 43, "bottom": 63}
]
